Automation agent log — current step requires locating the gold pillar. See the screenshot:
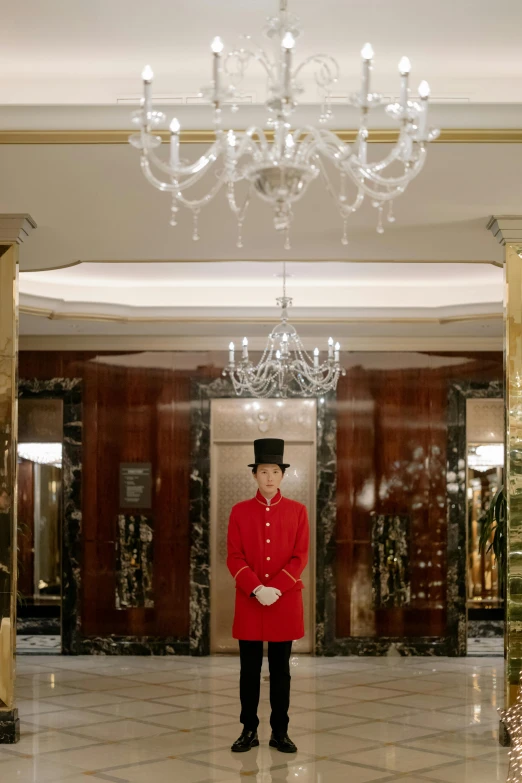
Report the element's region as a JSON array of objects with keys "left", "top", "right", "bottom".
[
  {"left": 488, "top": 217, "right": 522, "bottom": 711},
  {"left": 0, "top": 215, "right": 35, "bottom": 743}
]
